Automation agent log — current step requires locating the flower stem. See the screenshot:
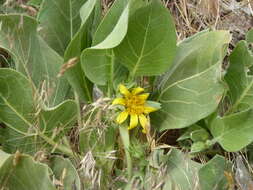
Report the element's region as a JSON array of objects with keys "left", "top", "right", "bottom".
[{"left": 119, "top": 125, "right": 132, "bottom": 179}]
